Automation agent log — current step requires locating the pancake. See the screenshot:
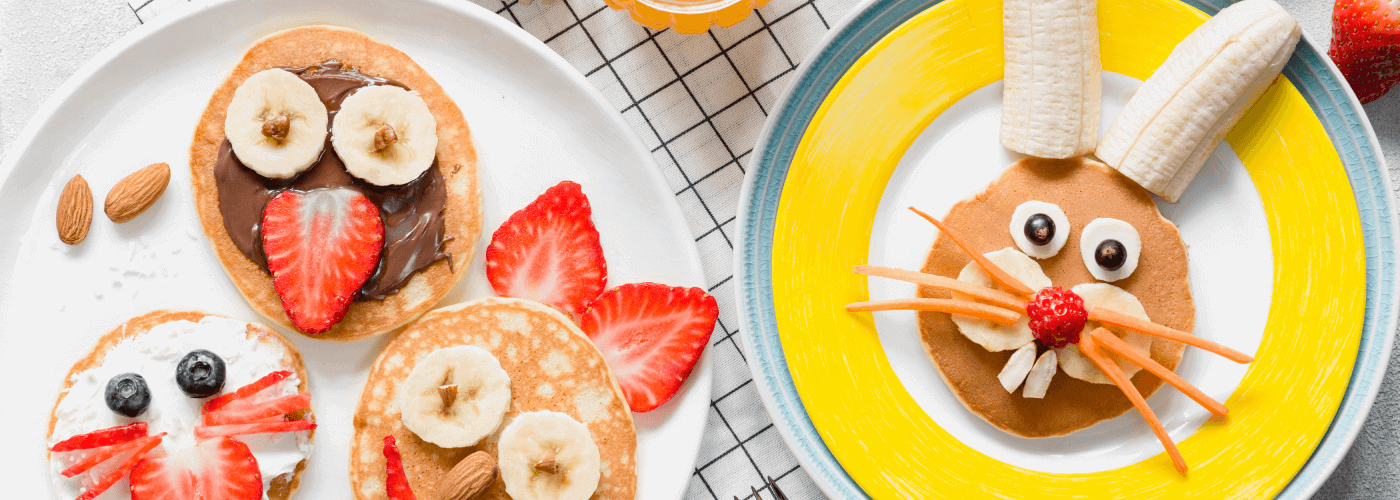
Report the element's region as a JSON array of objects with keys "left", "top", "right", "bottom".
[
  {"left": 351, "top": 297, "right": 636, "bottom": 500},
  {"left": 190, "top": 26, "right": 482, "bottom": 342},
  {"left": 47, "top": 310, "right": 314, "bottom": 500},
  {"left": 919, "top": 157, "right": 1195, "bottom": 438}
]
